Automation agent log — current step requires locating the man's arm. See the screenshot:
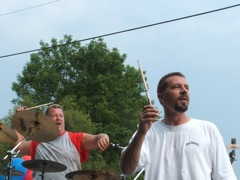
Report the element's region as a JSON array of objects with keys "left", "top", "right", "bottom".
[
  {"left": 82, "top": 133, "right": 109, "bottom": 152},
  {"left": 121, "top": 105, "right": 159, "bottom": 175},
  {"left": 120, "top": 131, "right": 146, "bottom": 175}
]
